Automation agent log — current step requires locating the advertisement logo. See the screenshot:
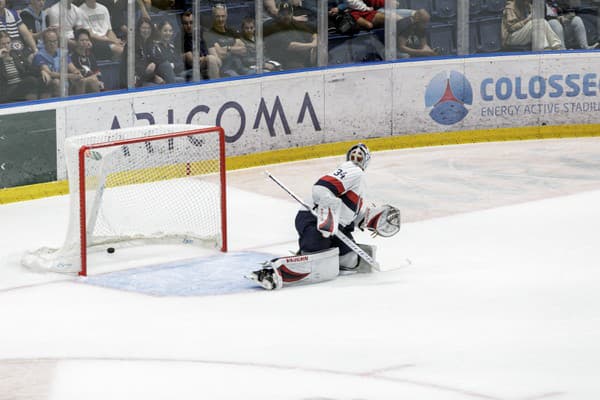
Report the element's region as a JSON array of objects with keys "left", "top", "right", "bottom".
[{"left": 425, "top": 71, "right": 473, "bottom": 125}]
